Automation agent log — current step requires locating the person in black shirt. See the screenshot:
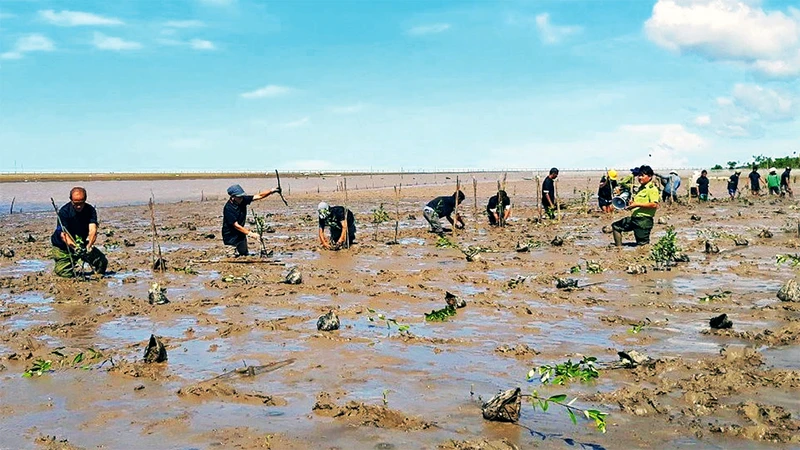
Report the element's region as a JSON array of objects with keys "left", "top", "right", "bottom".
[
  {"left": 696, "top": 170, "right": 710, "bottom": 201},
  {"left": 598, "top": 170, "right": 617, "bottom": 213},
  {"left": 317, "top": 202, "right": 356, "bottom": 249},
  {"left": 487, "top": 190, "right": 511, "bottom": 226},
  {"left": 222, "top": 183, "right": 281, "bottom": 256},
  {"left": 423, "top": 190, "right": 465, "bottom": 234},
  {"left": 780, "top": 167, "right": 793, "bottom": 198},
  {"left": 748, "top": 166, "right": 762, "bottom": 195},
  {"left": 50, "top": 187, "right": 108, "bottom": 277},
  {"left": 542, "top": 168, "right": 559, "bottom": 219},
  {"left": 727, "top": 170, "right": 741, "bottom": 199}
]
